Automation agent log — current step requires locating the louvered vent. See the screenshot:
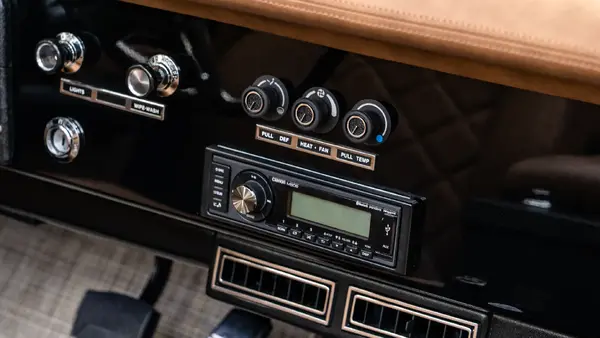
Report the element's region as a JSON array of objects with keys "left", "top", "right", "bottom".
[
  {"left": 210, "top": 247, "right": 335, "bottom": 325},
  {"left": 343, "top": 287, "right": 480, "bottom": 338}
]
